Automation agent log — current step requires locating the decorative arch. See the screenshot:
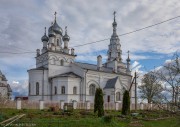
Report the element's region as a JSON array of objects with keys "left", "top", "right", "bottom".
[
  {"left": 87, "top": 80, "right": 99, "bottom": 96},
  {"left": 49, "top": 55, "right": 58, "bottom": 65},
  {"left": 87, "top": 80, "right": 99, "bottom": 87},
  {"left": 67, "top": 58, "right": 74, "bottom": 63}
]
